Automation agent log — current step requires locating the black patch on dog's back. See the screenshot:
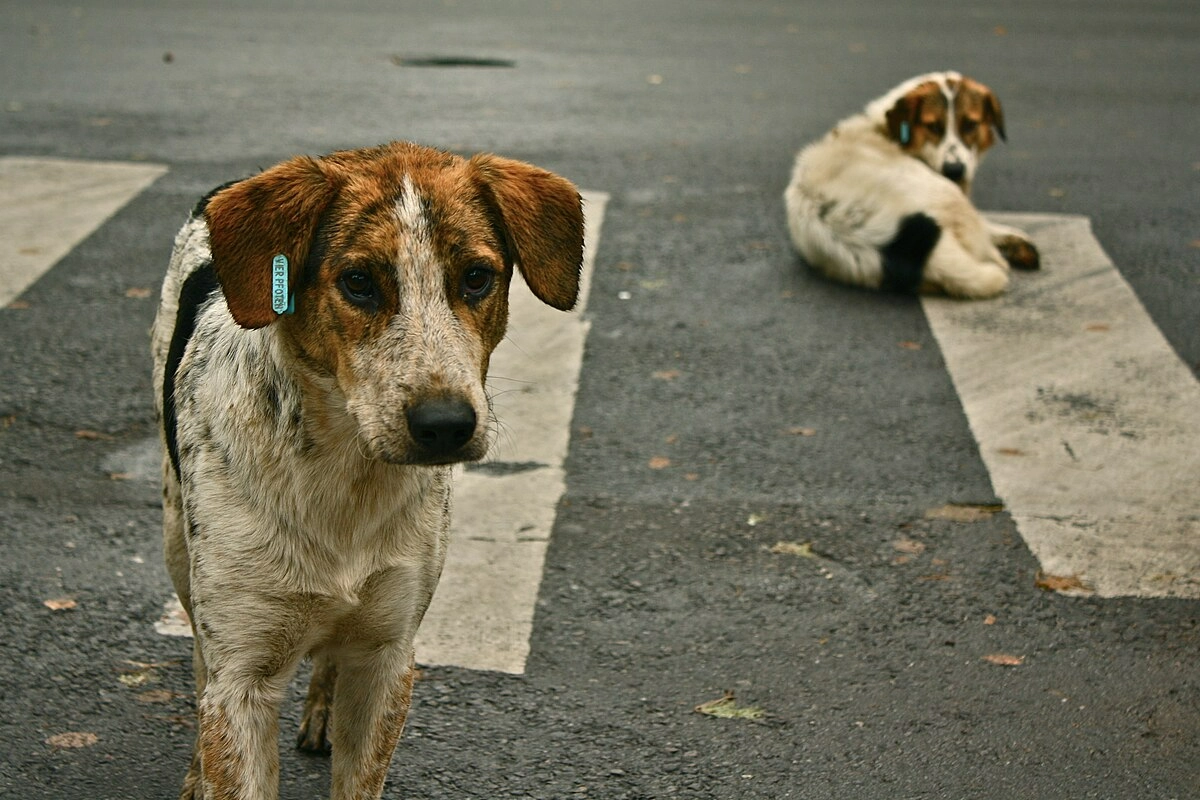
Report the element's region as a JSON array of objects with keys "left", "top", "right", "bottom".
[
  {"left": 880, "top": 212, "right": 941, "bottom": 293},
  {"left": 163, "top": 262, "right": 220, "bottom": 478}
]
